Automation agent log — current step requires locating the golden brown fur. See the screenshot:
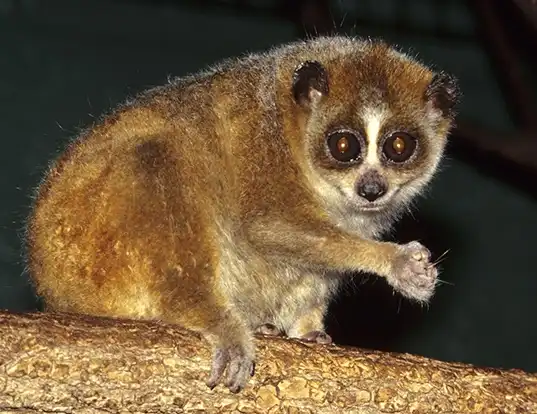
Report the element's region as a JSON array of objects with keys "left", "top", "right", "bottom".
[{"left": 26, "top": 36, "right": 460, "bottom": 392}]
